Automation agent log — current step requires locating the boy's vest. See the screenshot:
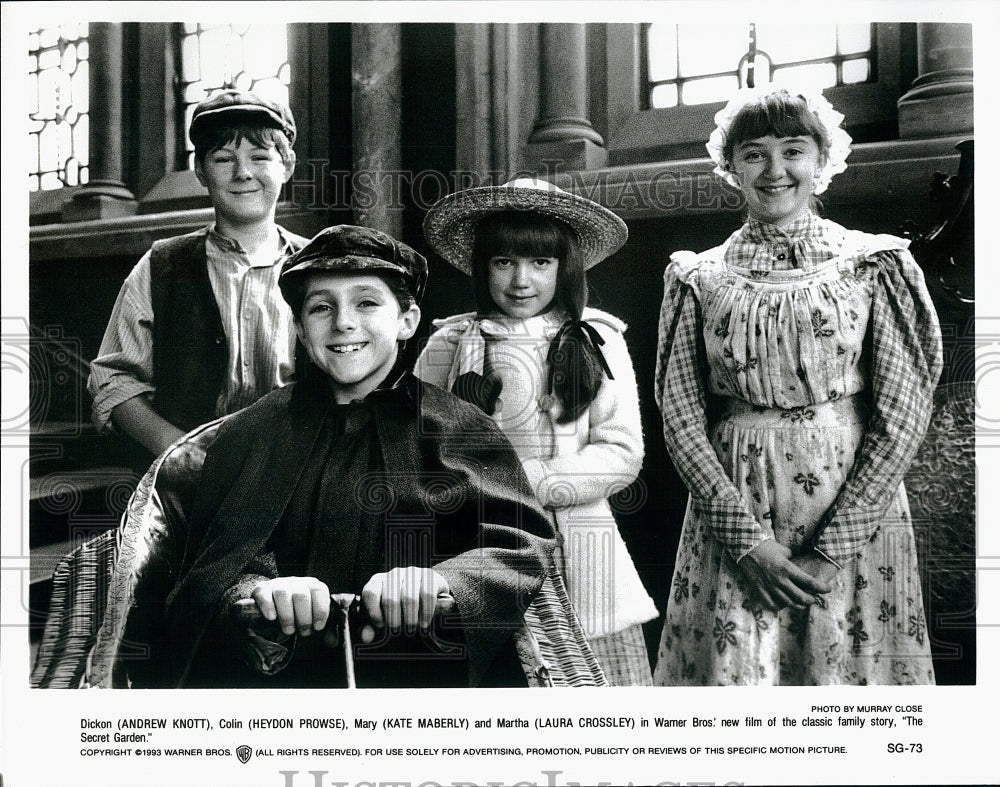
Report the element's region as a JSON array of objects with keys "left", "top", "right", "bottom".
[
  {"left": 149, "top": 230, "right": 228, "bottom": 433},
  {"left": 148, "top": 228, "right": 305, "bottom": 433}
]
